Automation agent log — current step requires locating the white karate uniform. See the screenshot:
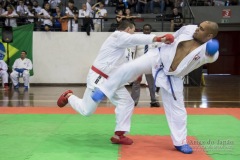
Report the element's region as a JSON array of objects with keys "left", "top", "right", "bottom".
[
  {"left": 98, "top": 25, "right": 219, "bottom": 145},
  {"left": 11, "top": 58, "right": 33, "bottom": 87},
  {"left": 0, "top": 60, "right": 8, "bottom": 85},
  {"left": 68, "top": 31, "right": 155, "bottom": 132}
]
